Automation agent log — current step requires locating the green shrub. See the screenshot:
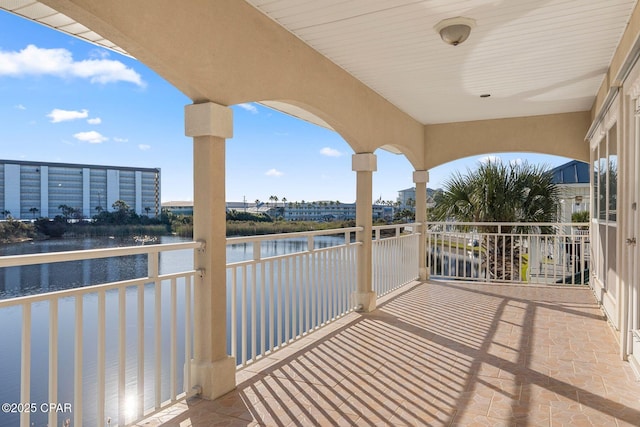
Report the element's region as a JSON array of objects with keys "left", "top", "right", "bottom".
[
  {"left": 0, "top": 218, "right": 37, "bottom": 242},
  {"left": 571, "top": 210, "right": 590, "bottom": 223}
]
